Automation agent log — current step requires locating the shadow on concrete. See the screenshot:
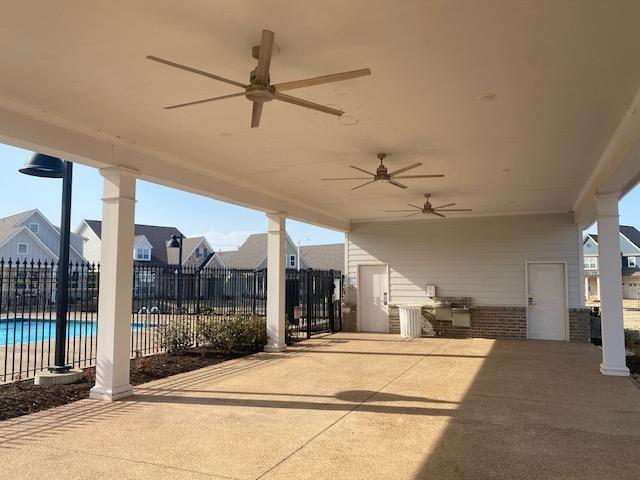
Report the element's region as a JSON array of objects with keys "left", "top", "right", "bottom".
[
  {"left": 0, "top": 353, "right": 276, "bottom": 450},
  {"left": 410, "top": 340, "right": 640, "bottom": 479}
]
